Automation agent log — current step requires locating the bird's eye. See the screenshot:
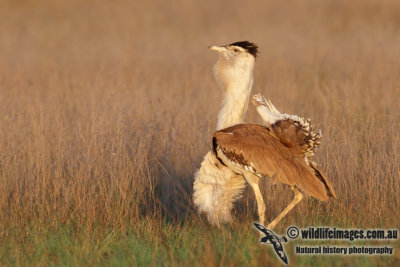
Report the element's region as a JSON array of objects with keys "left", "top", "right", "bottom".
[{"left": 233, "top": 48, "right": 240, "bottom": 52}]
